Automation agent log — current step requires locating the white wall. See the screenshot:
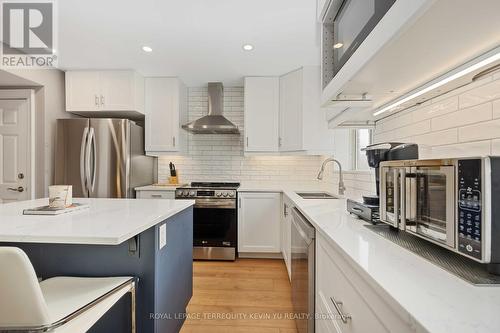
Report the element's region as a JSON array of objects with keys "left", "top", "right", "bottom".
[
  {"left": 157, "top": 87, "right": 323, "bottom": 183},
  {"left": 1, "top": 69, "right": 70, "bottom": 197},
  {"left": 331, "top": 70, "right": 500, "bottom": 199}
]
